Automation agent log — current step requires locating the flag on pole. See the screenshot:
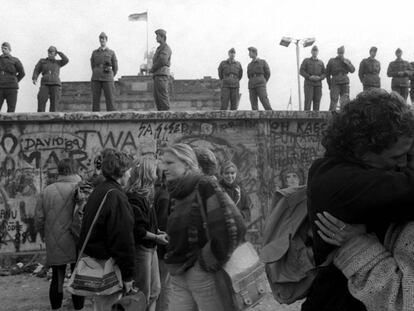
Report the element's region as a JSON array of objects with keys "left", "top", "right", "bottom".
[
  {"left": 287, "top": 91, "right": 292, "bottom": 110},
  {"left": 128, "top": 12, "right": 147, "bottom": 21}
]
